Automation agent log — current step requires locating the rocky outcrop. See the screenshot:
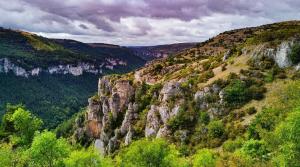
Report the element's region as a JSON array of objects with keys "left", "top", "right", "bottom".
[
  {"left": 80, "top": 77, "right": 136, "bottom": 155},
  {"left": 0, "top": 57, "right": 129, "bottom": 77},
  {"left": 159, "top": 81, "right": 182, "bottom": 102},
  {"left": 145, "top": 105, "right": 161, "bottom": 137},
  {"left": 251, "top": 40, "right": 299, "bottom": 68}
]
